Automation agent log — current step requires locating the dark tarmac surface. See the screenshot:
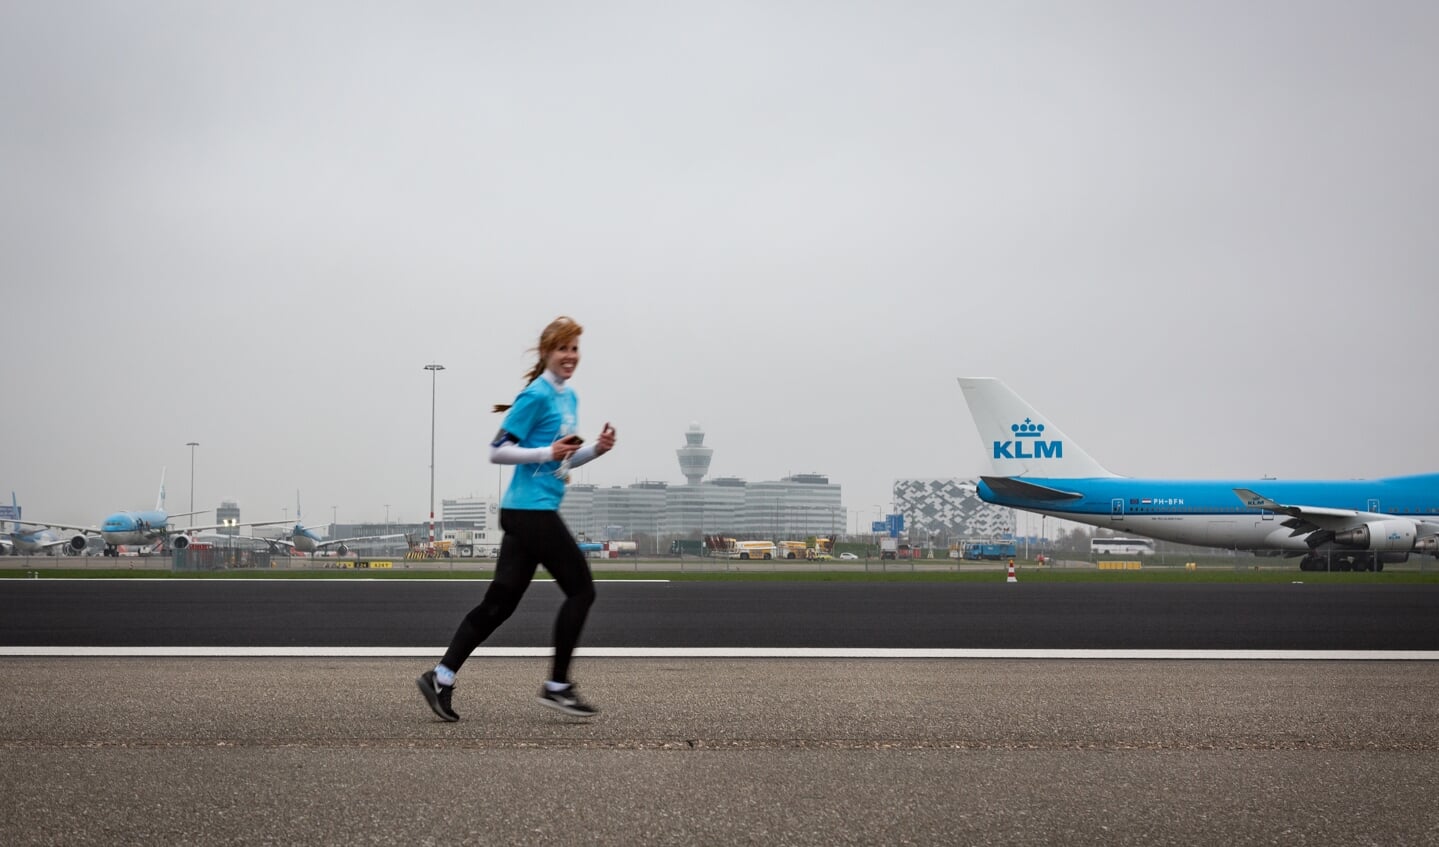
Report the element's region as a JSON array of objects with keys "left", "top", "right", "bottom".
[{"left": 3, "top": 657, "right": 1436, "bottom": 845}]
